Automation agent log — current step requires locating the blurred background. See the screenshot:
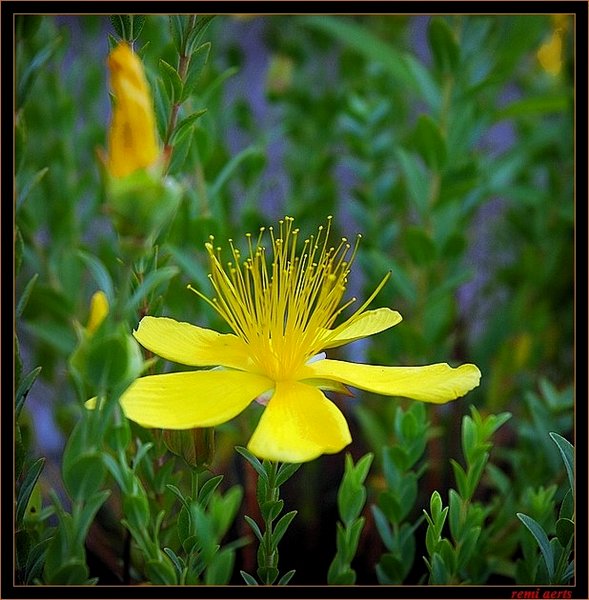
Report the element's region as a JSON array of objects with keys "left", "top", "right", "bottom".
[{"left": 15, "top": 14, "right": 574, "bottom": 585}]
